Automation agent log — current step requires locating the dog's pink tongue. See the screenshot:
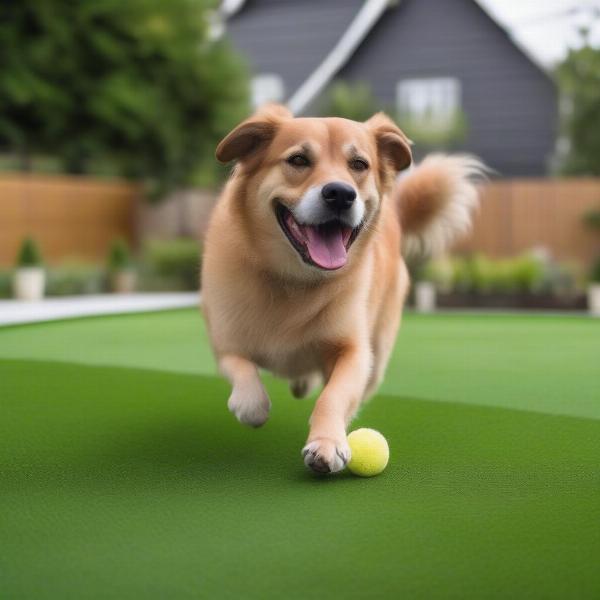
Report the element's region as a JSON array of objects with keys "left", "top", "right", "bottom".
[{"left": 304, "top": 225, "right": 348, "bottom": 270}]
